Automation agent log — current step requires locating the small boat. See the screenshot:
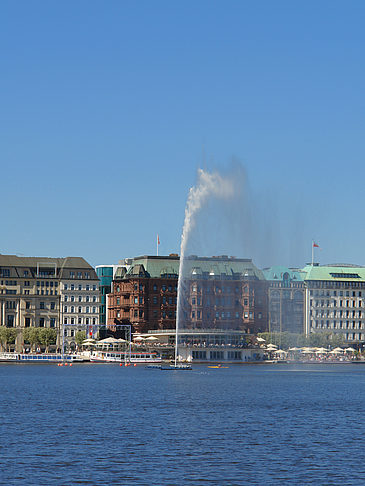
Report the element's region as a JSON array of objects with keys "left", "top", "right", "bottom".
[
  {"left": 160, "top": 364, "right": 192, "bottom": 371},
  {"left": 208, "top": 365, "right": 229, "bottom": 369},
  {"left": 90, "top": 350, "right": 161, "bottom": 364}
]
